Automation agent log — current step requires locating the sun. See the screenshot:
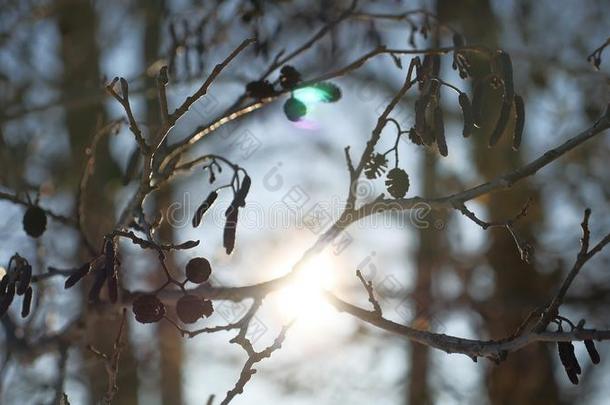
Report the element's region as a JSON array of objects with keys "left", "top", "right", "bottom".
[{"left": 267, "top": 251, "right": 340, "bottom": 334}]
